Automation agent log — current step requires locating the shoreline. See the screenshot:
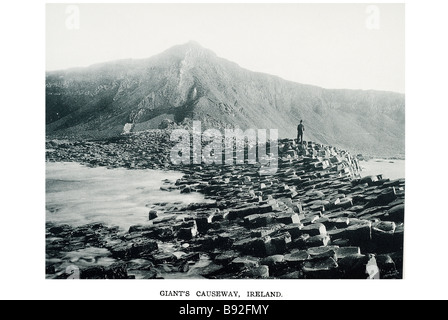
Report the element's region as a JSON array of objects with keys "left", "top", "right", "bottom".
[{"left": 46, "top": 133, "right": 404, "bottom": 279}]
